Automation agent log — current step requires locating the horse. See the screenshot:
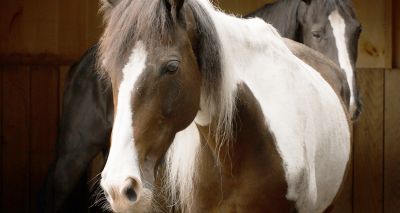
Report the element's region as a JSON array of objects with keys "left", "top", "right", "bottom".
[
  {"left": 98, "top": 0, "right": 351, "bottom": 212},
  {"left": 246, "top": 0, "right": 362, "bottom": 120},
  {"left": 38, "top": 46, "right": 114, "bottom": 213},
  {"left": 39, "top": 0, "right": 360, "bottom": 212}
]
